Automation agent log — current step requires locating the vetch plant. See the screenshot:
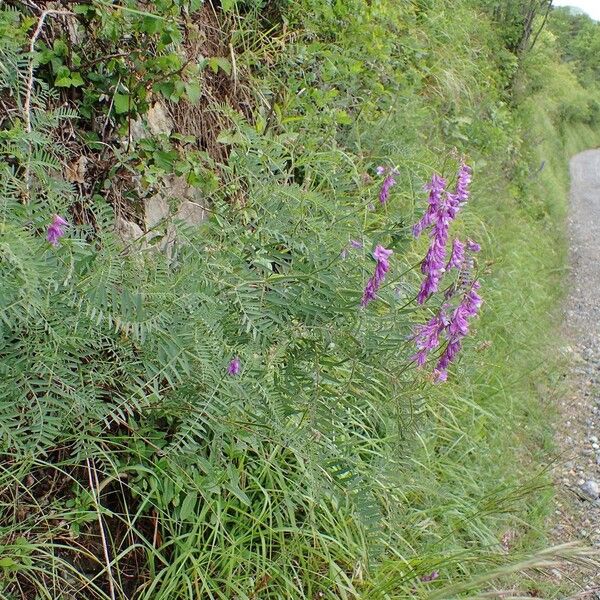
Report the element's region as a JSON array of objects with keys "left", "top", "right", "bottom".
[
  {"left": 434, "top": 280, "right": 482, "bottom": 381},
  {"left": 446, "top": 238, "right": 466, "bottom": 271},
  {"left": 46, "top": 214, "right": 68, "bottom": 246},
  {"left": 361, "top": 245, "right": 393, "bottom": 307},
  {"left": 413, "top": 163, "right": 472, "bottom": 304},
  {"left": 376, "top": 165, "right": 398, "bottom": 205},
  {"left": 411, "top": 162, "right": 482, "bottom": 381},
  {"left": 227, "top": 357, "right": 241, "bottom": 376},
  {"left": 340, "top": 239, "right": 364, "bottom": 259}
]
